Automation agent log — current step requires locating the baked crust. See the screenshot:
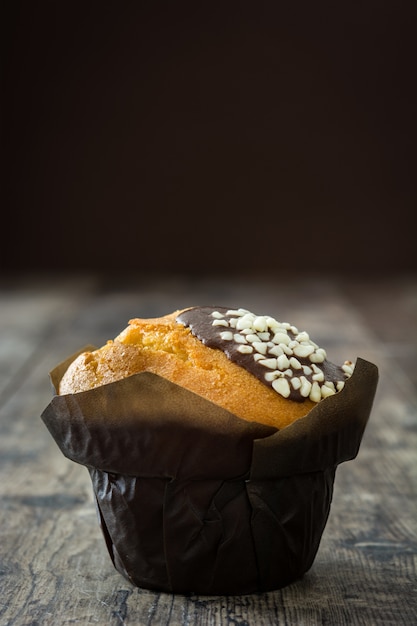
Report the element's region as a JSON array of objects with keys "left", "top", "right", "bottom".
[{"left": 59, "top": 310, "right": 316, "bottom": 429}]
